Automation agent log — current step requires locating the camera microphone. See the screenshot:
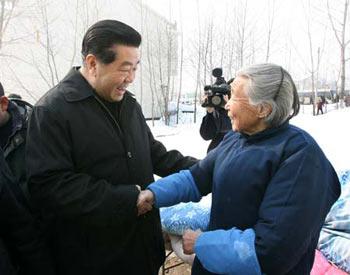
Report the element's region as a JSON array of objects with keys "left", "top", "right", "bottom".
[{"left": 212, "top": 68, "right": 223, "bottom": 78}]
